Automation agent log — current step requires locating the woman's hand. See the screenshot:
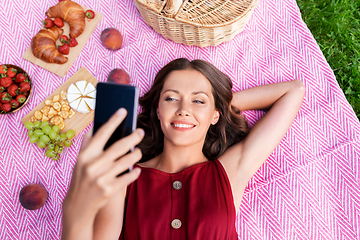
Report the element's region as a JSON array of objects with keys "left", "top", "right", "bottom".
[{"left": 61, "top": 108, "right": 144, "bottom": 240}]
